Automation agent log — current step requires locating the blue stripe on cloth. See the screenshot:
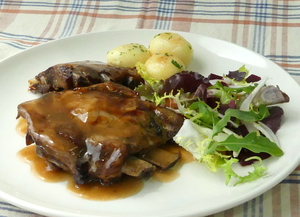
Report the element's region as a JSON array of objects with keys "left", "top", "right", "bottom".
[
  {"left": 264, "top": 55, "right": 300, "bottom": 75},
  {"left": 280, "top": 173, "right": 300, "bottom": 184},
  {"left": 281, "top": 179, "right": 300, "bottom": 184},
  {"left": 252, "top": 2, "right": 259, "bottom": 54},
  {"left": 241, "top": 194, "right": 264, "bottom": 217},
  {"left": 3, "top": 0, "right": 300, "bottom": 9},
  {"left": 253, "top": 0, "right": 268, "bottom": 55},
  {"left": 0, "top": 202, "right": 36, "bottom": 215},
  {"left": 243, "top": 201, "right": 248, "bottom": 217},
  {"left": 98, "top": 0, "right": 300, "bottom": 11},
  {"left": 0, "top": 32, "right": 52, "bottom": 43},
  {"left": 74, "top": 5, "right": 300, "bottom": 20},
  {"left": 251, "top": 197, "right": 256, "bottom": 217},
  {"left": 265, "top": 55, "right": 300, "bottom": 61},
  {"left": 289, "top": 71, "right": 300, "bottom": 76},
  {"left": 154, "top": 0, "right": 176, "bottom": 30},
  {"left": 259, "top": 195, "right": 264, "bottom": 217},
  {"left": 59, "top": 0, "right": 82, "bottom": 38},
  {"left": 0, "top": 201, "right": 15, "bottom": 207},
  {"left": 0, "top": 32, "right": 52, "bottom": 50},
  {"left": 1, "top": 41, "right": 33, "bottom": 50},
  {"left": 261, "top": 0, "right": 267, "bottom": 56},
  {"left": 3, "top": 1, "right": 300, "bottom": 20}
]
